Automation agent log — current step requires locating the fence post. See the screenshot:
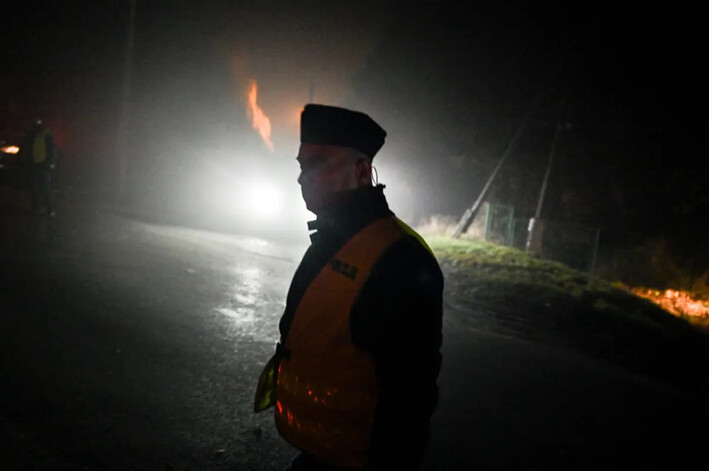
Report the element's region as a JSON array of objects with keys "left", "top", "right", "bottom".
[{"left": 483, "top": 202, "right": 491, "bottom": 241}]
